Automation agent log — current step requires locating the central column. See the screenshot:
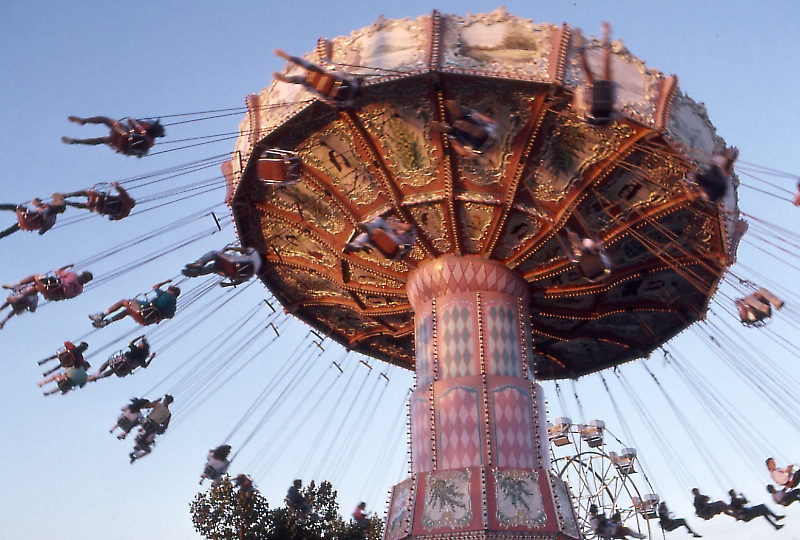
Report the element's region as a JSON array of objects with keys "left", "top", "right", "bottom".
[{"left": 383, "top": 255, "right": 580, "bottom": 540}]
